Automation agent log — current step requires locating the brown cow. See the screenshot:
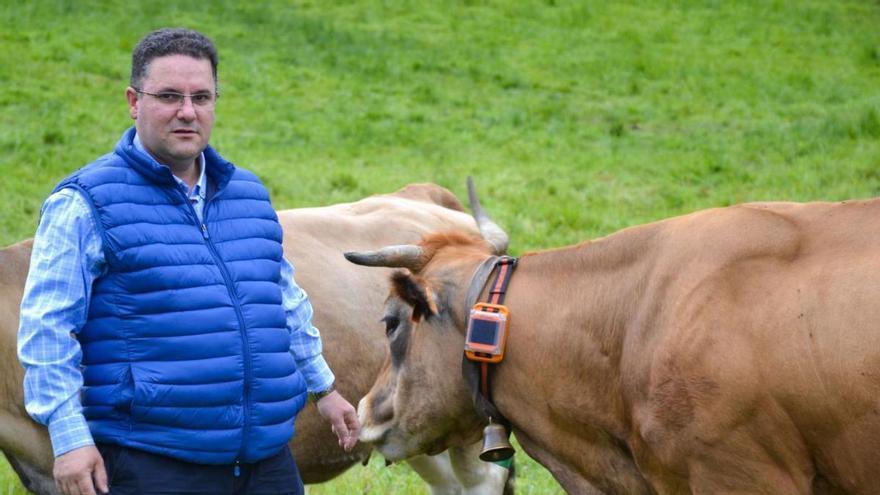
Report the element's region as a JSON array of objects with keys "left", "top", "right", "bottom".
[
  {"left": 347, "top": 182, "right": 880, "bottom": 494},
  {"left": 1, "top": 184, "right": 511, "bottom": 495},
  {"left": 1, "top": 239, "right": 55, "bottom": 495}
]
